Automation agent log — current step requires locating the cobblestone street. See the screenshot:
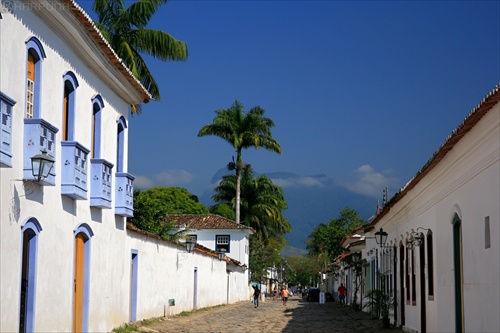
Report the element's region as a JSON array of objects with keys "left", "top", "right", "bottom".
[{"left": 133, "top": 296, "right": 403, "bottom": 333}]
